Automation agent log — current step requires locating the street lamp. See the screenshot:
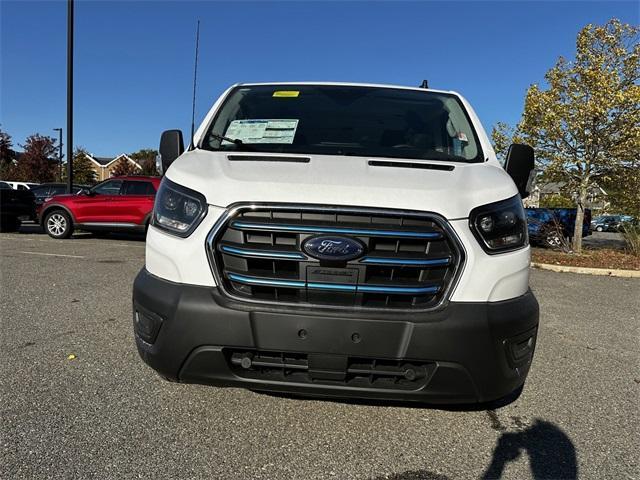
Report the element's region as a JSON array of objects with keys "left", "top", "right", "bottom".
[
  {"left": 66, "top": 0, "right": 74, "bottom": 193},
  {"left": 53, "top": 128, "right": 63, "bottom": 180}
]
